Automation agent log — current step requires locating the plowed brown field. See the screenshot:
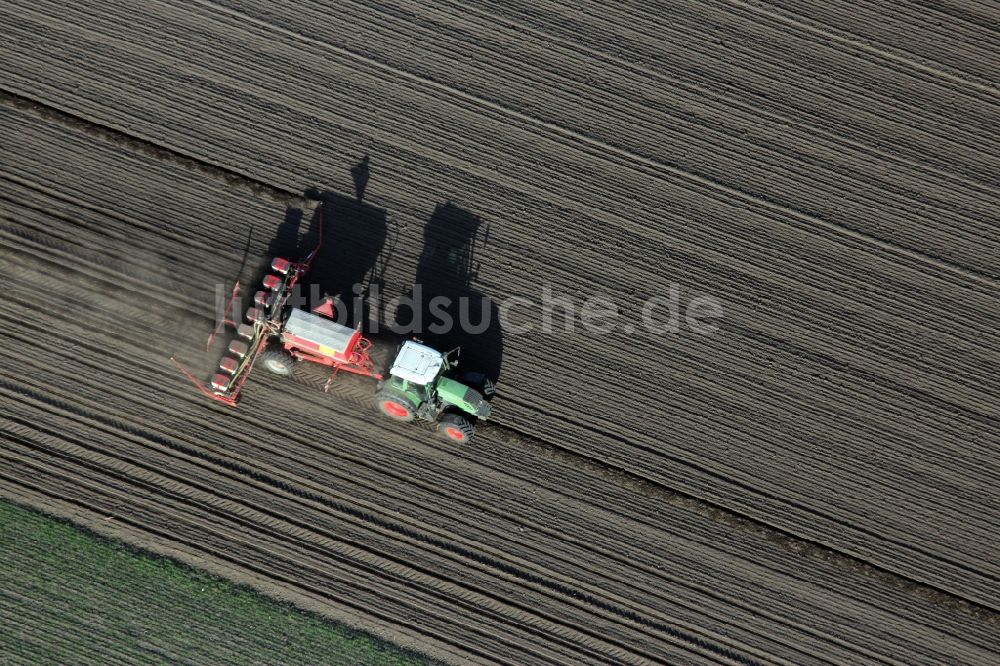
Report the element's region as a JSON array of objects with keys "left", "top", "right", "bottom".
[{"left": 2, "top": 0, "right": 999, "bottom": 663}]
